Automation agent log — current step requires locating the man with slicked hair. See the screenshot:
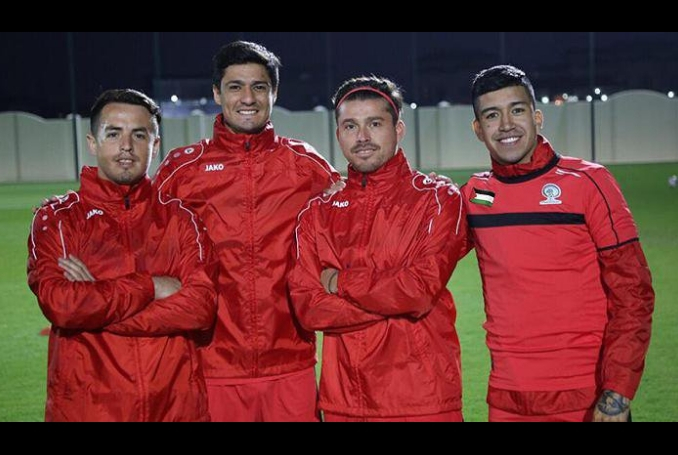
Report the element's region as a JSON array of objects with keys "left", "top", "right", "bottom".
[{"left": 463, "top": 65, "right": 654, "bottom": 422}]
